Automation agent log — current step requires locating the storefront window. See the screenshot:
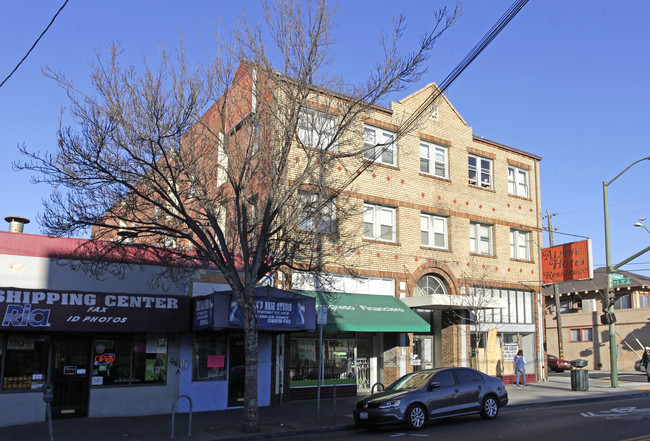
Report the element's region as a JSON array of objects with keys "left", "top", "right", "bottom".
[
  {"left": 2, "top": 334, "right": 48, "bottom": 391},
  {"left": 91, "top": 334, "right": 167, "bottom": 386},
  {"left": 289, "top": 337, "right": 356, "bottom": 387},
  {"left": 193, "top": 332, "right": 227, "bottom": 381}
]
